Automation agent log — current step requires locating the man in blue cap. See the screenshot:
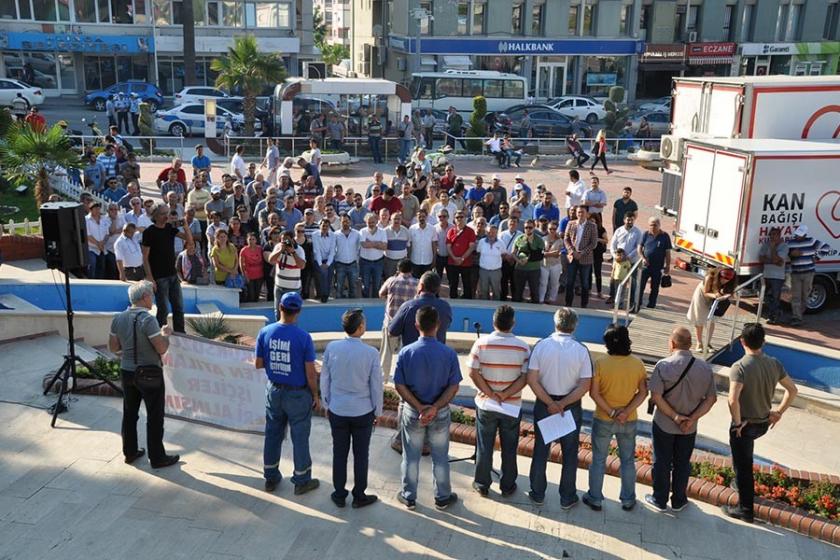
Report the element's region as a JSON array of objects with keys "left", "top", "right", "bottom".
[{"left": 255, "top": 291, "right": 320, "bottom": 495}]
